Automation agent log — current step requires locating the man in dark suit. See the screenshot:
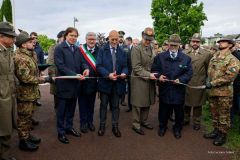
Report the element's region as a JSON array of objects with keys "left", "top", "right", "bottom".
[
  {"left": 118, "top": 30, "right": 127, "bottom": 106},
  {"left": 151, "top": 34, "right": 192, "bottom": 139},
  {"left": 96, "top": 30, "right": 128, "bottom": 137},
  {"left": 125, "top": 36, "right": 133, "bottom": 112},
  {"left": 55, "top": 27, "right": 89, "bottom": 144},
  {"left": 78, "top": 32, "right": 99, "bottom": 133}
]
